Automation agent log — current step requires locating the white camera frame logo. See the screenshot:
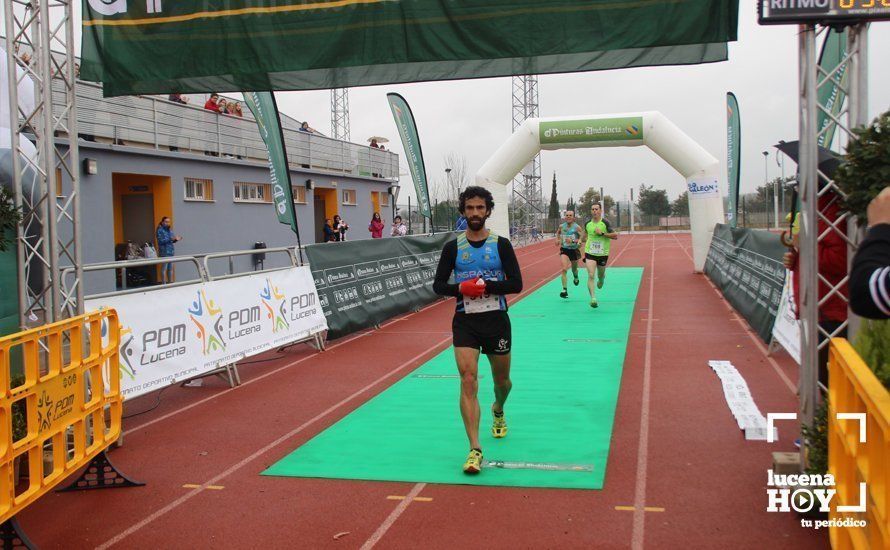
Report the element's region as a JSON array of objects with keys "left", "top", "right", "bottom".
[{"left": 766, "top": 412, "right": 867, "bottom": 514}]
